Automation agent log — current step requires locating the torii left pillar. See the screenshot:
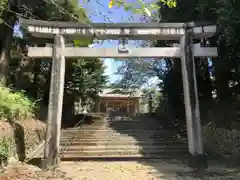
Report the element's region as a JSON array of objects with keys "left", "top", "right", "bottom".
[{"left": 42, "top": 34, "right": 66, "bottom": 169}]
